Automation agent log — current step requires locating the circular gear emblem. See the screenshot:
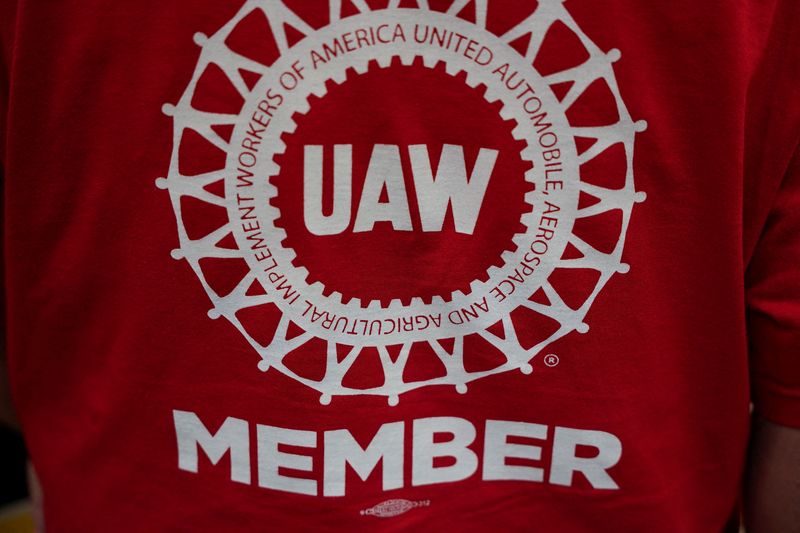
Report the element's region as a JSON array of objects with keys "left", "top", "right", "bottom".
[{"left": 159, "top": 0, "right": 647, "bottom": 405}]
